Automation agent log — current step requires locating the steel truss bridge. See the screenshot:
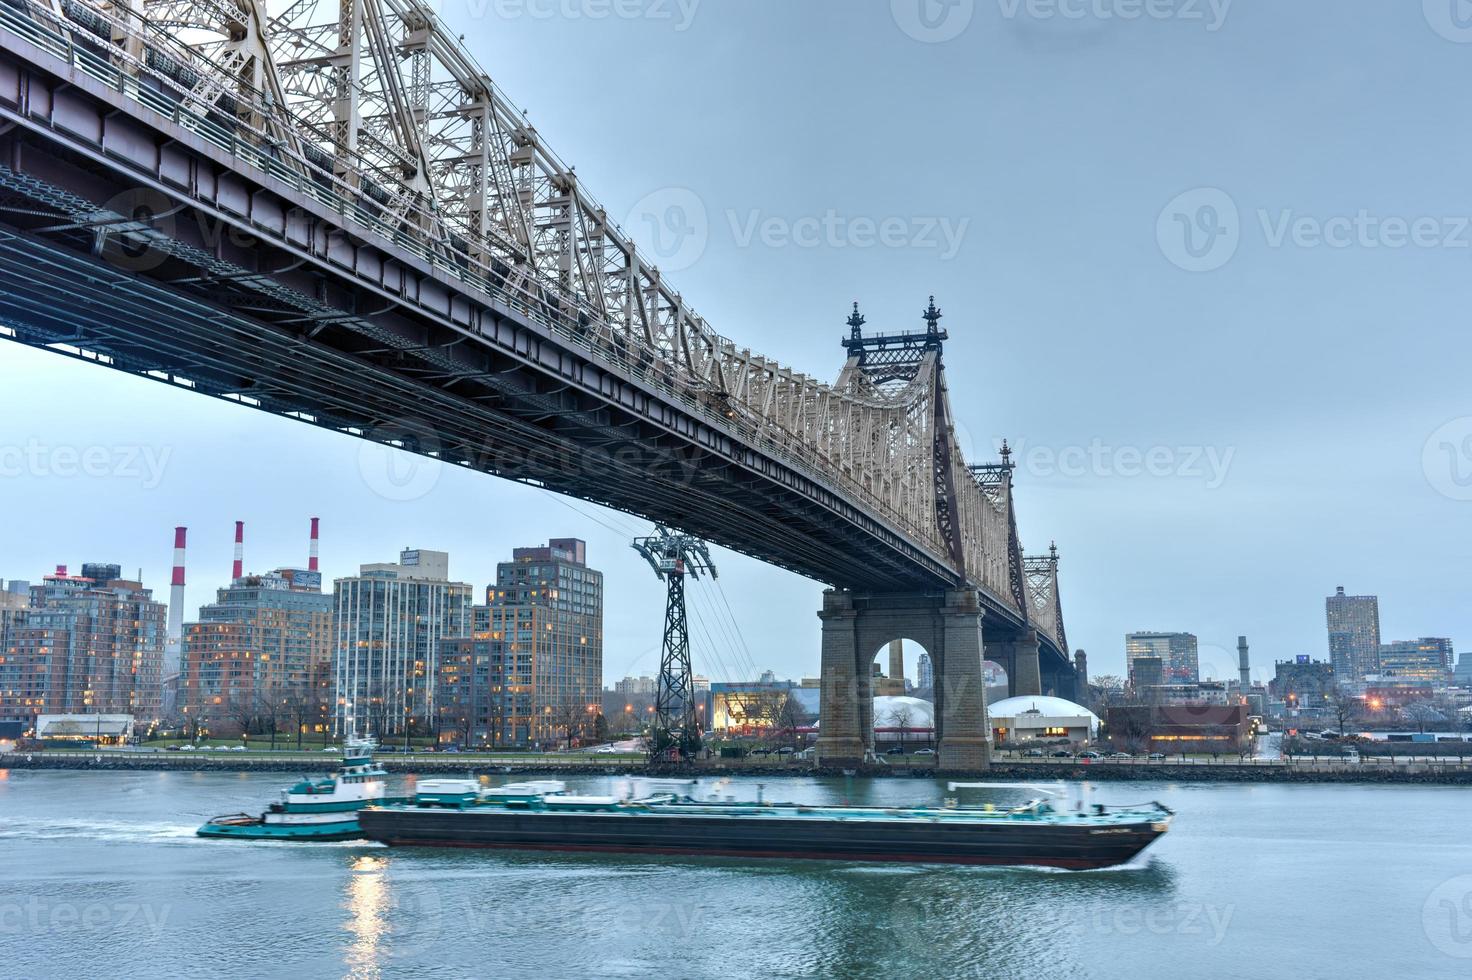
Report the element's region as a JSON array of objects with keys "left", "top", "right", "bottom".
[{"left": 0, "top": 0, "right": 1076, "bottom": 692}]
